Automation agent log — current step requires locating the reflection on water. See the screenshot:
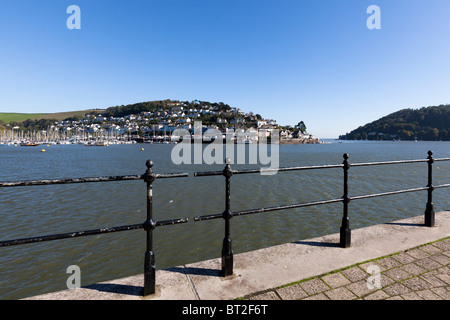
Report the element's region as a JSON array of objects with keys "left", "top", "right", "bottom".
[{"left": 0, "top": 141, "right": 449, "bottom": 299}]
